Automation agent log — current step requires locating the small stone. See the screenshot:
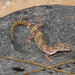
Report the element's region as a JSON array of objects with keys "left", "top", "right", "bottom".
[
  {"left": 2, "top": 38, "right": 5, "bottom": 40},
  {"left": 4, "top": 35, "right": 8, "bottom": 39},
  {"left": 1, "top": 41, "right": 4, "bottom": 43},
  {"left": 2, "top": 44, "right": 5, "bottom": 47},
  {"left": 2, "top": 32, "right": 4, "bottom": 34},
  {"left": 73, "top": 26, "right": 75, "bottom": 29}
]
